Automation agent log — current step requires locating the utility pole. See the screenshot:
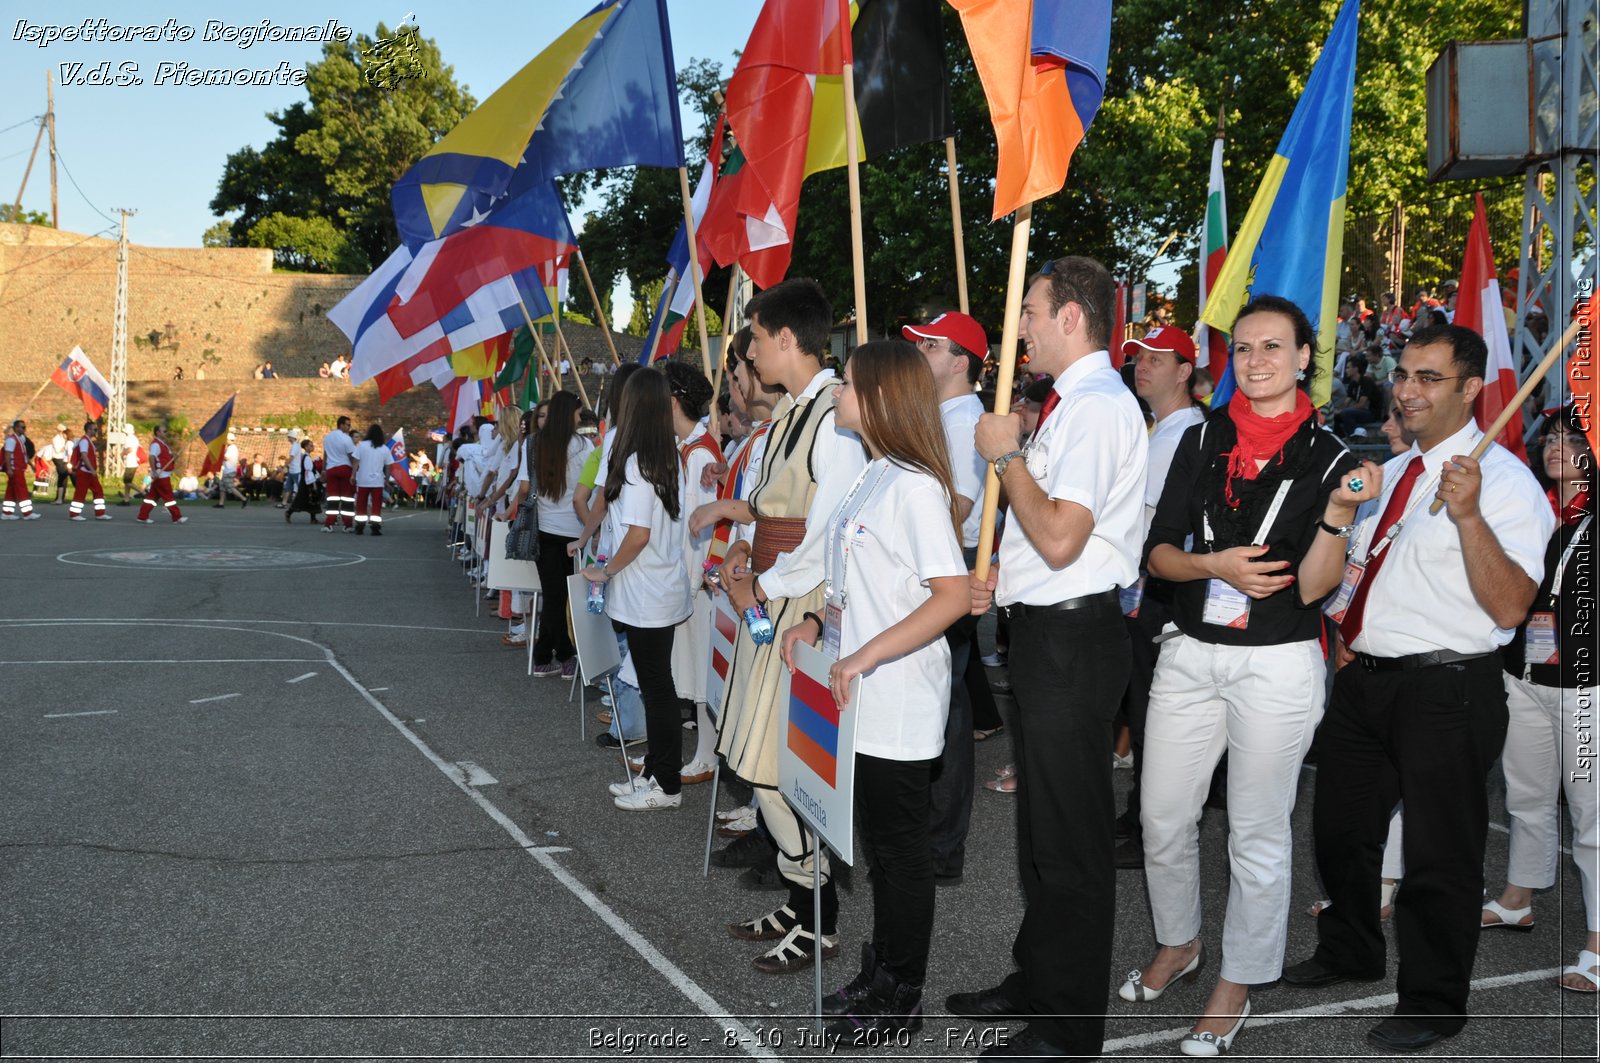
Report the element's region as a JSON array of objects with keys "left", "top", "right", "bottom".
[
  {"left": 105, "top": 208, "right": 134, "bottom": 476},
  {"left": 45, "top": 70, "right": 58, "bottom": 229}
]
